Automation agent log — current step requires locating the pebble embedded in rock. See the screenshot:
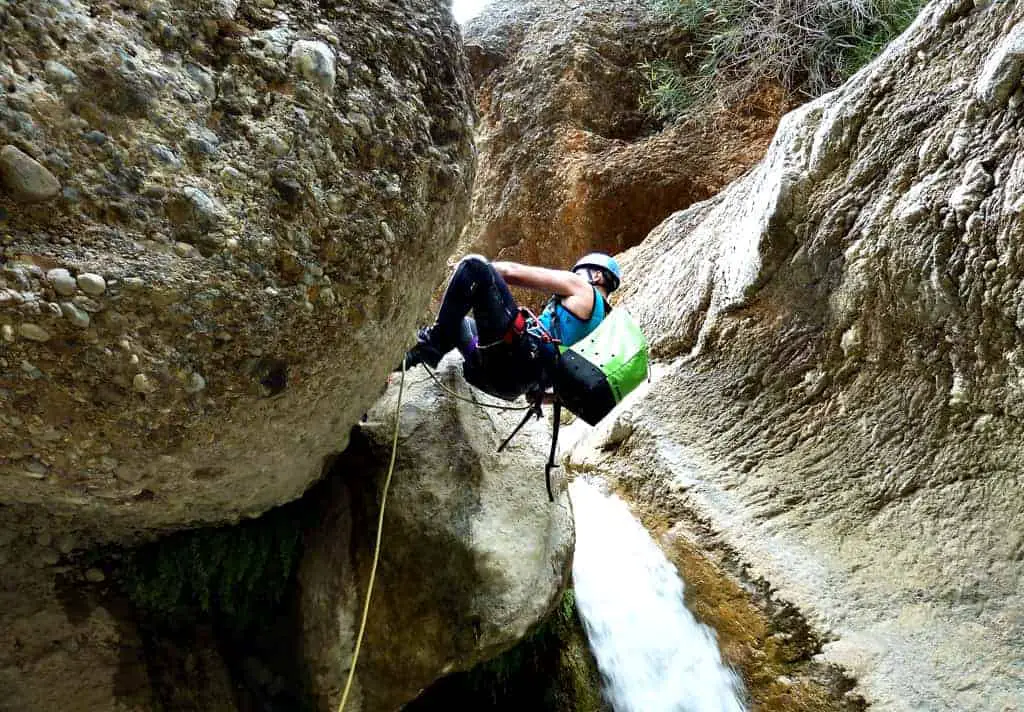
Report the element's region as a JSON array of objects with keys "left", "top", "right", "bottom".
[
  {"left": 133, "top": 373, "right": 156, "bottom": 393},
  {"left": 17, "top": 323, "right": 51, "bottom": 342},
  {"left": 46, "top": 268, "right": 78, "bottom": 296},
  {"left": 85, "top": 568, "right": 106, "bottom": 583},
  {"left": 0, "top": 145, "right": 61, "bottom": 203},
  {"left": 60, "top": 302, "right": 90, "bottom": 328},
  {"left": 56, "top": 534, "right": 76, "bottom": 555},
  {"left": 76, "top": 273, "right": 106, "bottom": 296},
  {"left": 347, "top": 112, "right": 372, "bottom": 137},
  {"left": 1, "top": 325, "right": 13, "bottom": 342},
  {"left": 83, "top": 131, "right": 108, "bottom": 146},
  {"left": 185, "top": 372, "right": 206, "bottom": 393},
  {"left": 290, "top": 40, "right": 337, "bottom": 93},
  {"left": 20, "top": 360, "right": 42, "bottom": 379},
  {"left": 150, "top": 144, "right": 182, "bottom": 168},
  {"left": 219, "top": 166, "right": 246, "bottom": 193},
  {"left": 181, "top": 186, "right": 225, "bottom": 227},
  {"left": 265, "top": 134, "right": 290, "bottom": 157},
  {"left": 44, "top": 60, "right": 78, "bottom": 85},
  {"left": 72, "top": 295, "right": 102, "bottom": 312},
  {"left": 185, "top": 63, "right": 216, "bottom": 100}
]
